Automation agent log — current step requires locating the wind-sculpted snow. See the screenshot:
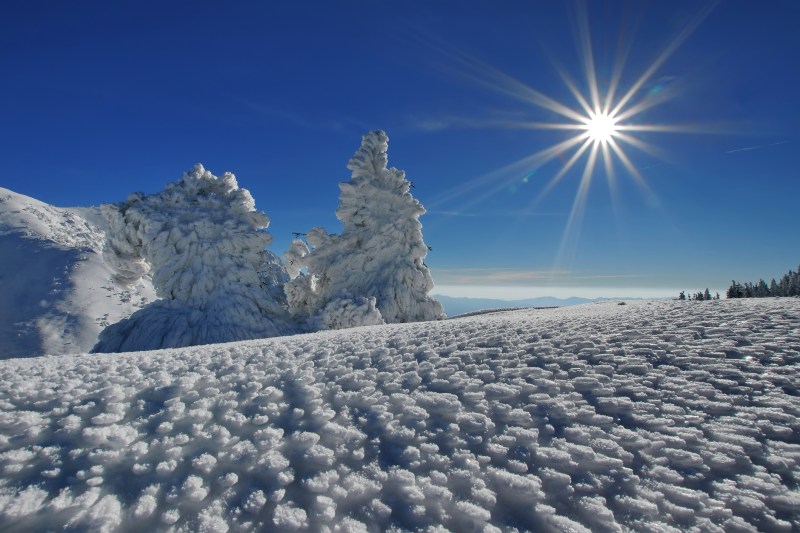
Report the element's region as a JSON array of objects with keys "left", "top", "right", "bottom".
[
  {"left": 0, "top": 188, "right": 155, "bottom": 358},
  {"left": 1, "top": 299, "right": 799, "bottom": 531},
  {"left": 94, "top": 165, "right": 297, "bottom": 352},
  {"left": 286, "top": 131, "right": 444, "bottom": 329}
]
